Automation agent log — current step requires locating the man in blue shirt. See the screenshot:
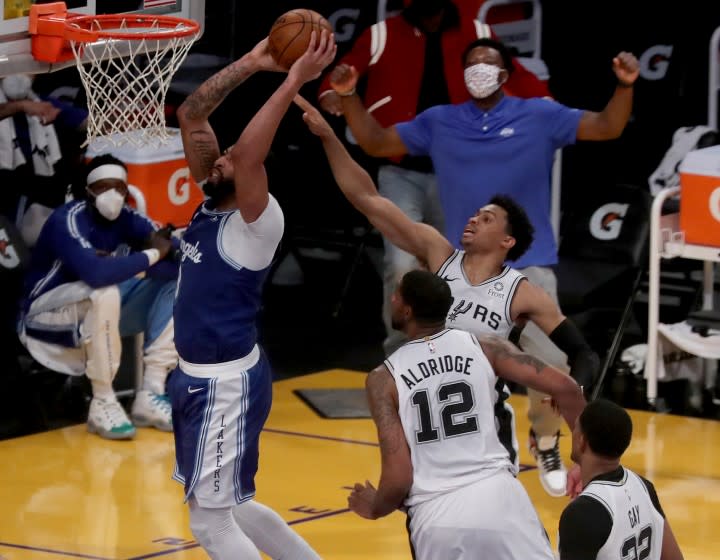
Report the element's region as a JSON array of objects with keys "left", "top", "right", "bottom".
[
  {"left": 328, "top": 37, "right": 639, "bottom": 496},
  {"left": 168, "top": 31, "right": 335, "bottom": 559},
  {"left": 19, "top": 154, "right": 178, "bottom": 440}
]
